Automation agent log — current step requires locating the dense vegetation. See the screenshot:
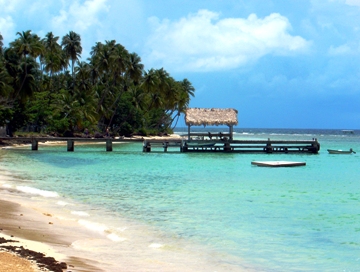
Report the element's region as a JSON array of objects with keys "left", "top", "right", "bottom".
[{"left": 0, "top": 30, "right": 195, "bottom": 137}]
